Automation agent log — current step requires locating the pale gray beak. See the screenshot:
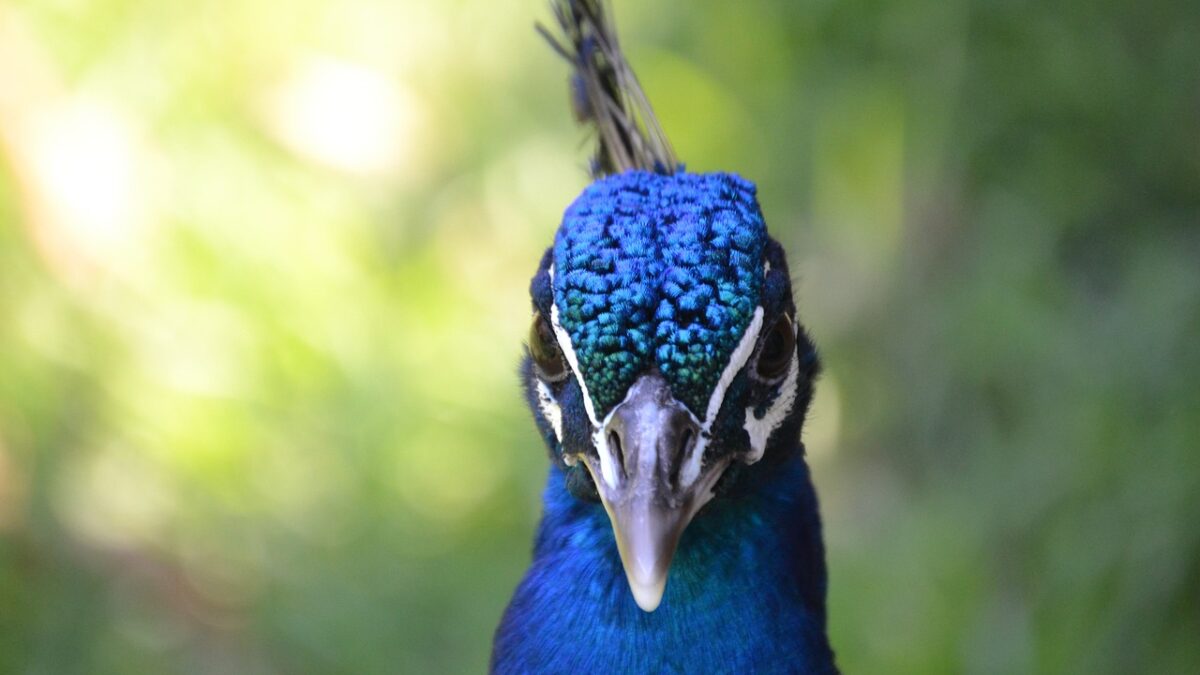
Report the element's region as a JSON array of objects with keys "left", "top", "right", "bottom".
[{"left": 580, "top": 373, "right": 731, "bottom": 612}]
